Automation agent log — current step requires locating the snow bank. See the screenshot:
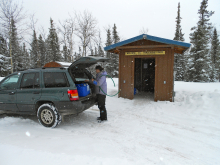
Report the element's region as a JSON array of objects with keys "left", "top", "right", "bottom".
[
  {"left": 0, "top": 79, "right": 220, "bottom": 165},
  {"left": 0, "top": 77, "right": 4, "bottom": 82},
  {"left": 174, "top": 81, "right": 220, "bottom": 111}
]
